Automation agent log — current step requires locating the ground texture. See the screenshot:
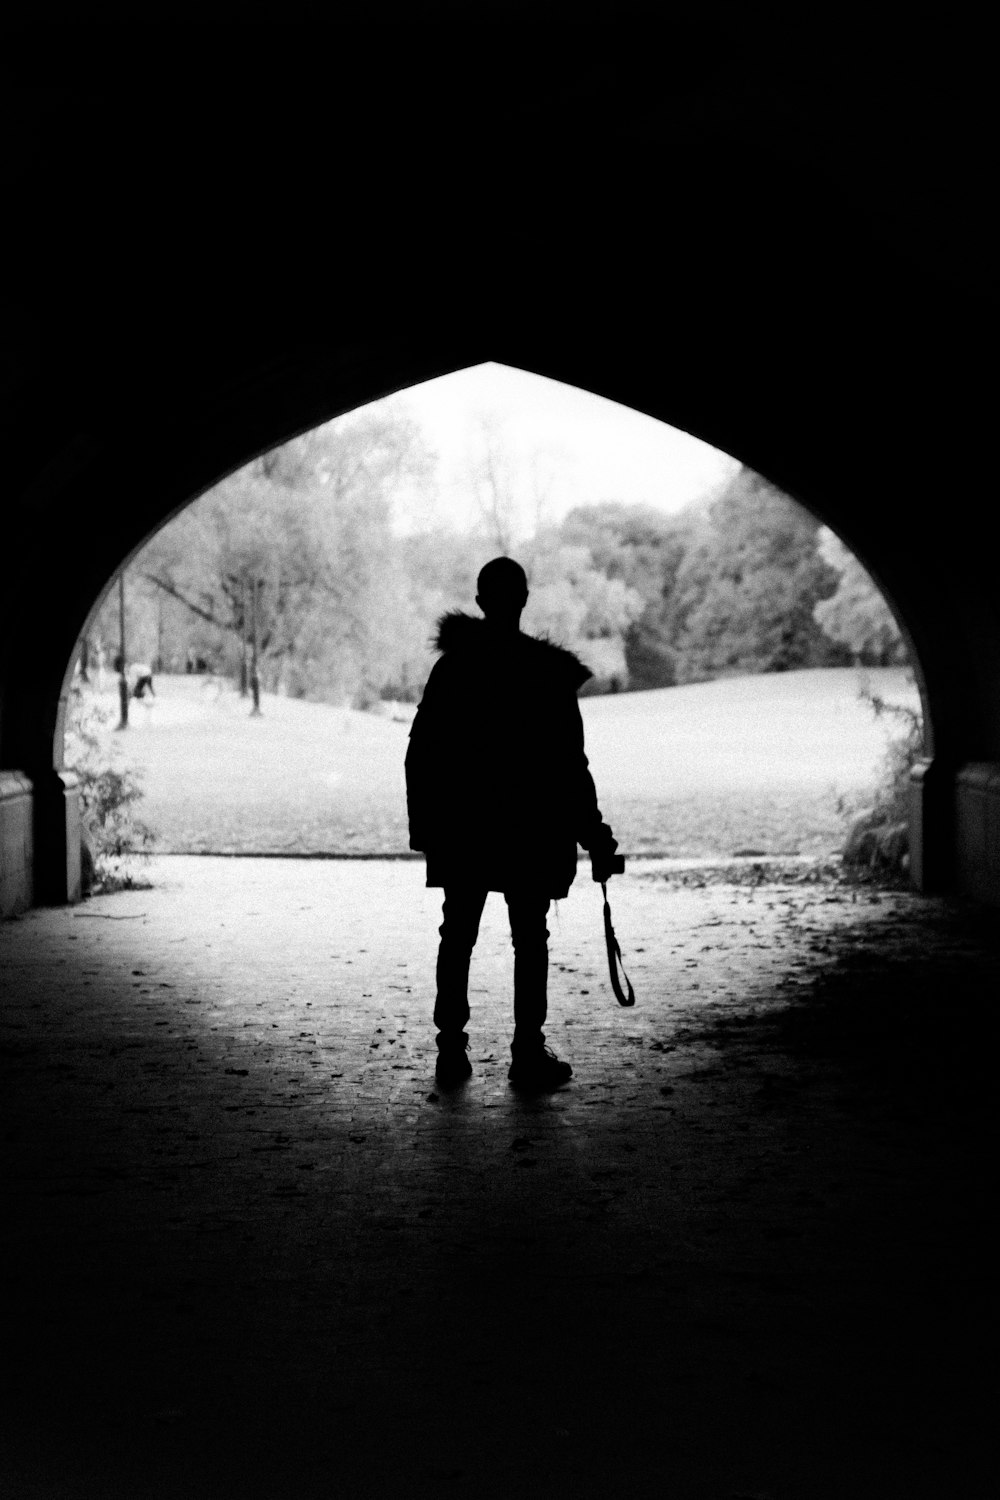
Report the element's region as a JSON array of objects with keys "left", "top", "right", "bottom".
[{"left": 1, "top": 858, "right": 996, "bottom": 1499}]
